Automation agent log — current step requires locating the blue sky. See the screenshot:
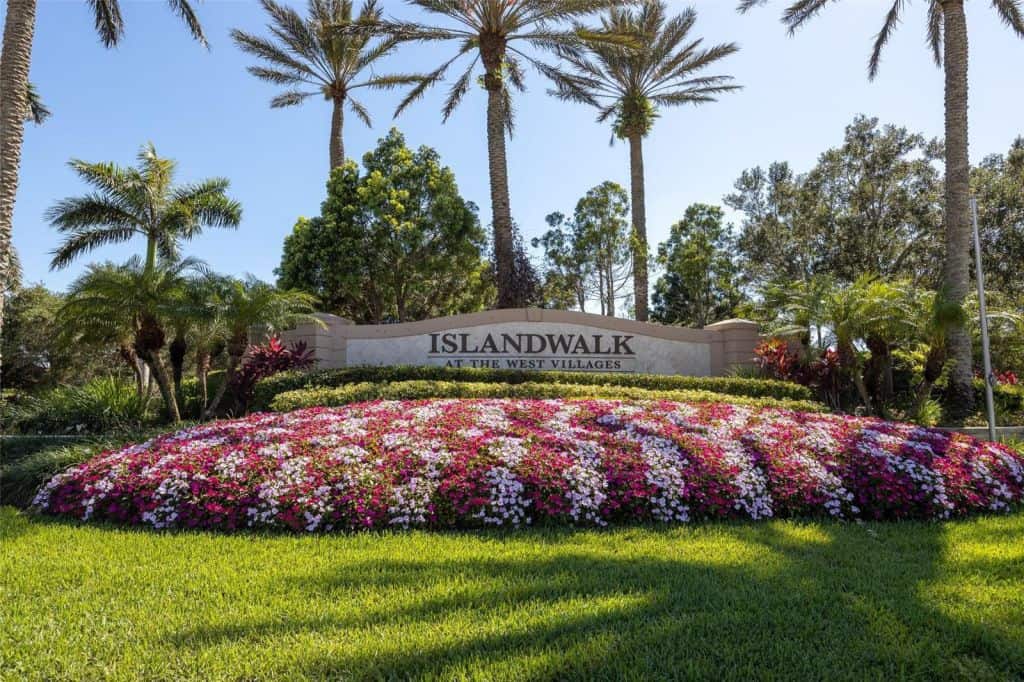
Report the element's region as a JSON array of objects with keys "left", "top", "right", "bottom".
[{"left": 12, "top": 0, "right": 1024, "bottom": 291}]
